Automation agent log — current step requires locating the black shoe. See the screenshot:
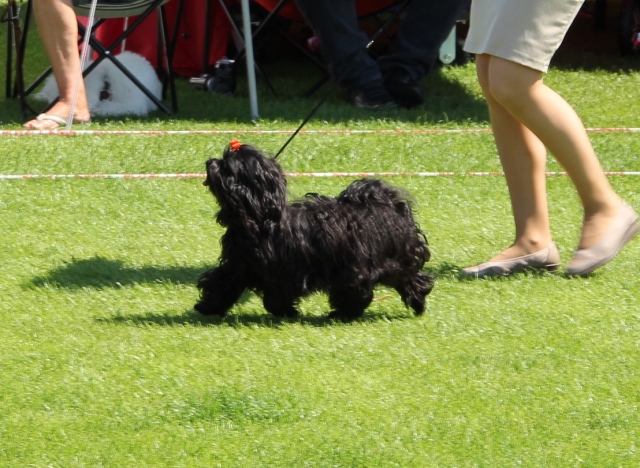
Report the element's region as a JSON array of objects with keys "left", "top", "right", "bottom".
[
  {"left": 349, "top": 81, "right": 397, "bottom": 109},
  {"left": 382, "top": 70, "right": 424, "bottom": 109}
]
